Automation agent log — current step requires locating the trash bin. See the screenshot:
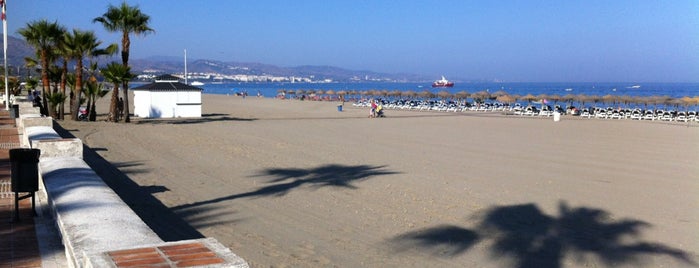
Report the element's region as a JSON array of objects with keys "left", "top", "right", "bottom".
[
  {"left": 337, "top": 105, "right": 343, "bottom": 112},
  {"left": 10, "top": 104, "right": 19, "bottom": 118},
  {"left": 10, "top": 148, "right": 40, "bottom": 193},
  {"left": 553, "top": 112, "right": 561, "bottom": 122}
]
